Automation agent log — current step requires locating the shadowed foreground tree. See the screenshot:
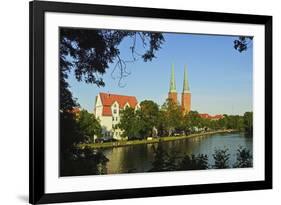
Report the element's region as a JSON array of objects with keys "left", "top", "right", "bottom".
[
  {"left": 150, "top": 143, "right": 209, "bottom": 172},
  {"left": 234, "top": 36, "right": 253, "bottom": 52},
  {"left": 61, "top": 146, "right": 109, "bottom": 176},
  {"left": 178, "top": 154, "right": 208, "bottom": 170},
  {"left": 60, "top": 28, "right": 165, "bottom": 87},
  {"left": 212, "top": 148, "right": 230, "bottom": 169},
  {"left": 150, "top": 142, "right": 168, "bottom": 172},
  {"left": 234, "top": 146, "right": 253, "bottom": 168}
]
